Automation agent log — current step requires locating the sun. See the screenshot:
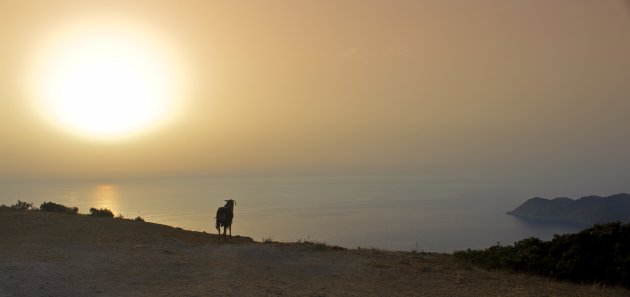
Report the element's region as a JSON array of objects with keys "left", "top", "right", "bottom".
[{"left": 26, "top": 16, "right": 187, "bottom": 140}]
